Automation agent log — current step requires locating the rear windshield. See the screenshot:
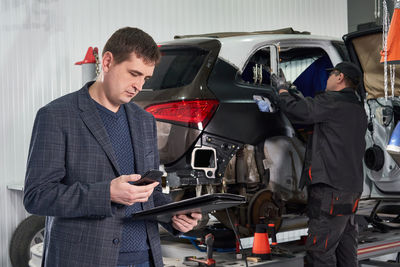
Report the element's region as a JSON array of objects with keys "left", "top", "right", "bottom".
[{"left": 143, "top": 47, "right": 208, "bottom": 90}]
